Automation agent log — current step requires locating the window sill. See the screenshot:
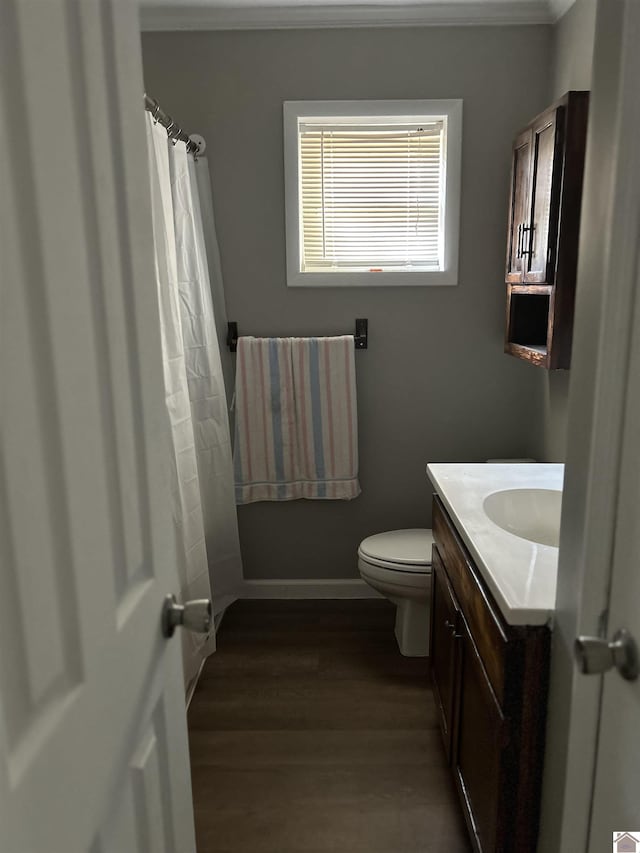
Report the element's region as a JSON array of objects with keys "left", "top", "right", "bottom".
[{"left": 286, "top": 269, "right": 459, "bottom": 287}]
